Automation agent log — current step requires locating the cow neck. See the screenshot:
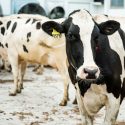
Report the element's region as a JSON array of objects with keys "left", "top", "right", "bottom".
[{"left": 51, "top": 42, "right": 65, "bottom": 48}]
